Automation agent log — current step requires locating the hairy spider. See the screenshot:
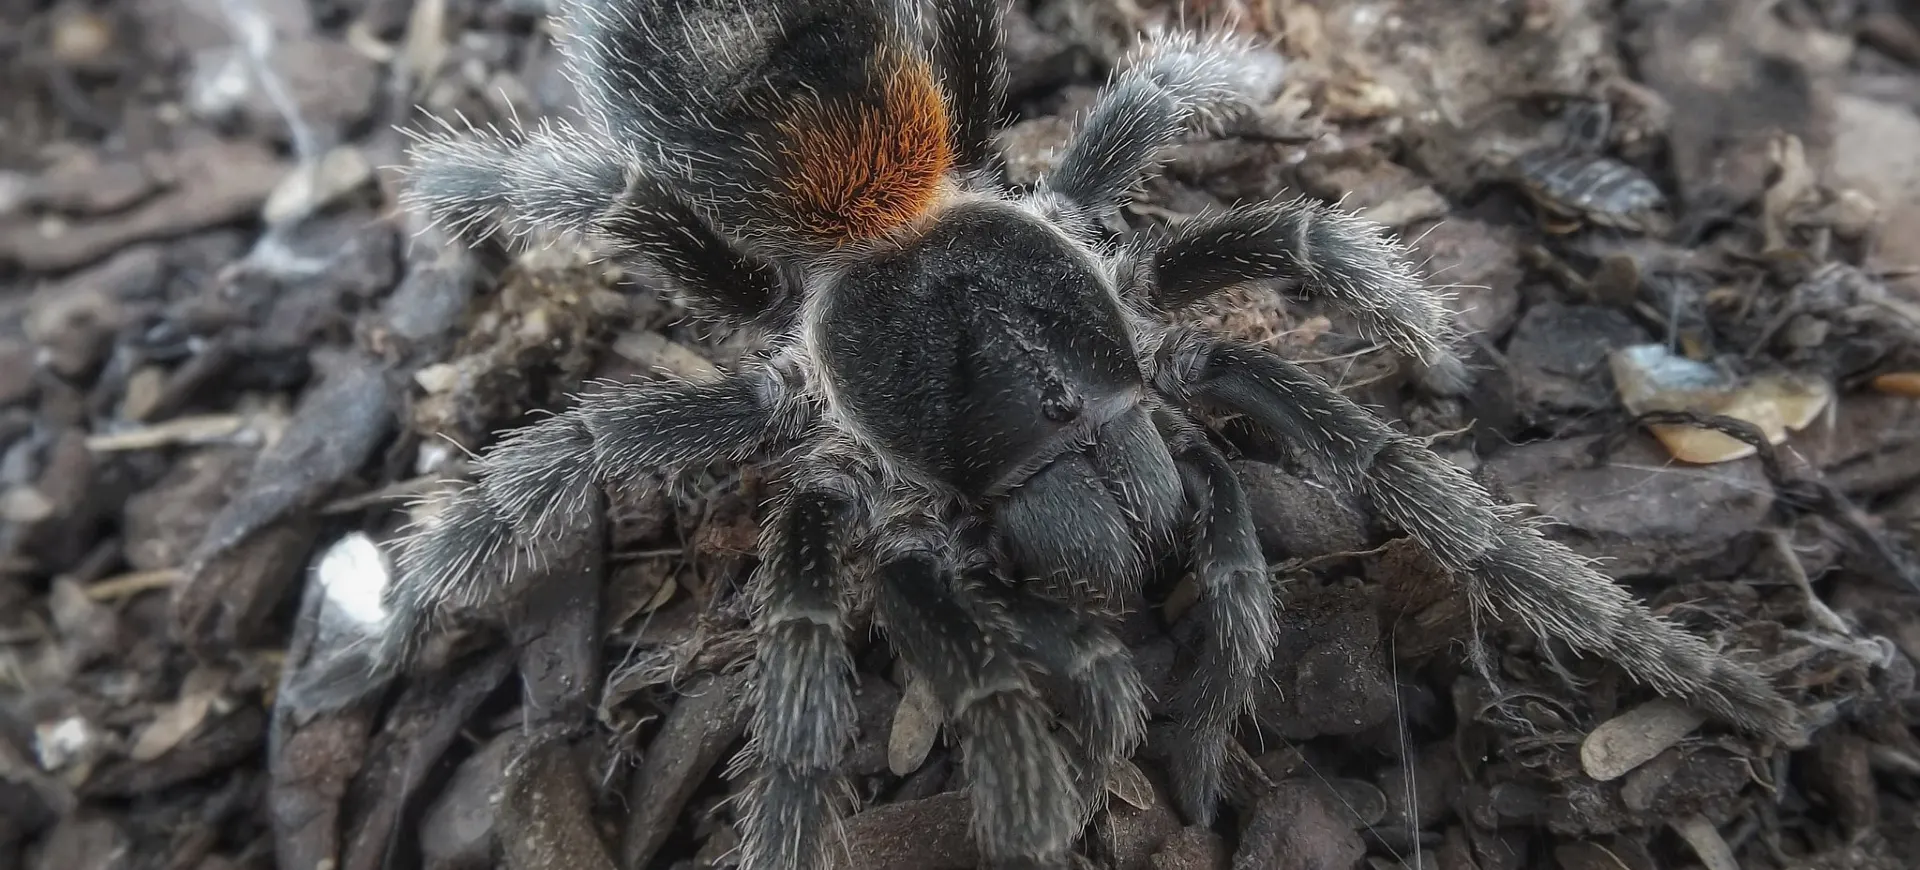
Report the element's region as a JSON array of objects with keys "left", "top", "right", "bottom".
[{"left": 369, "top": 1, "right": 1800, "bottom": 867}]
